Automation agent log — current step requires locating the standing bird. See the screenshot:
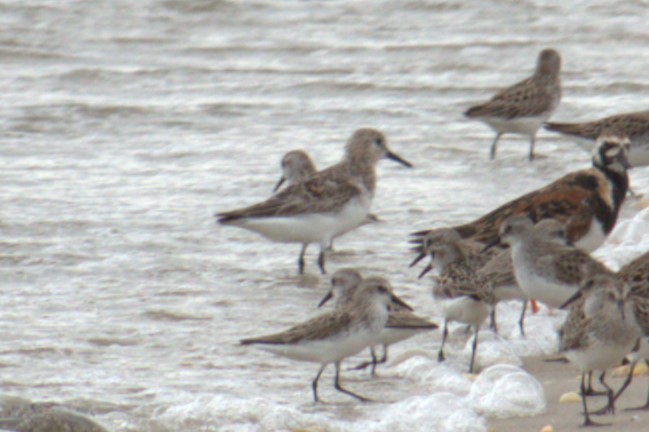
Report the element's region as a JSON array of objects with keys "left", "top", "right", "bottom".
[
  {"left": 546, "top": 110, "right": 649, "bottom": 167},
  {"left": 601, "top": 250, "right": 649, "bottom": 411},
  {"left": 424, "top": 237, "right": 494, "bottom": 373},
  {"left": 318, "top": 269, "right": 438, "bottom": 375},
  {"left": 465, "top": 48, "right": 562, "bottom": 160},
  {"left": 273, "top": 150, "right": 380, "bottom": 250},
  {"left": 240, "top": 277, "right": 399, "bottom": 402},
  {"left": 217, "top": 128, "right": 412, "bottom": 274},
  {"left": 497, "top": 215, "right": 612, "bottom": 310},
  {"left": 273, "top": 149, "right": 317, "bottom": 192},
  {"left": 559, "top": 274, "right": 641, "bottom": 427},
  {"left": 410, "top": 135, "right": 631, "bottom": 254},
  {"left": 479, "top": 218, "right": 570, "bottom": 335}
]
